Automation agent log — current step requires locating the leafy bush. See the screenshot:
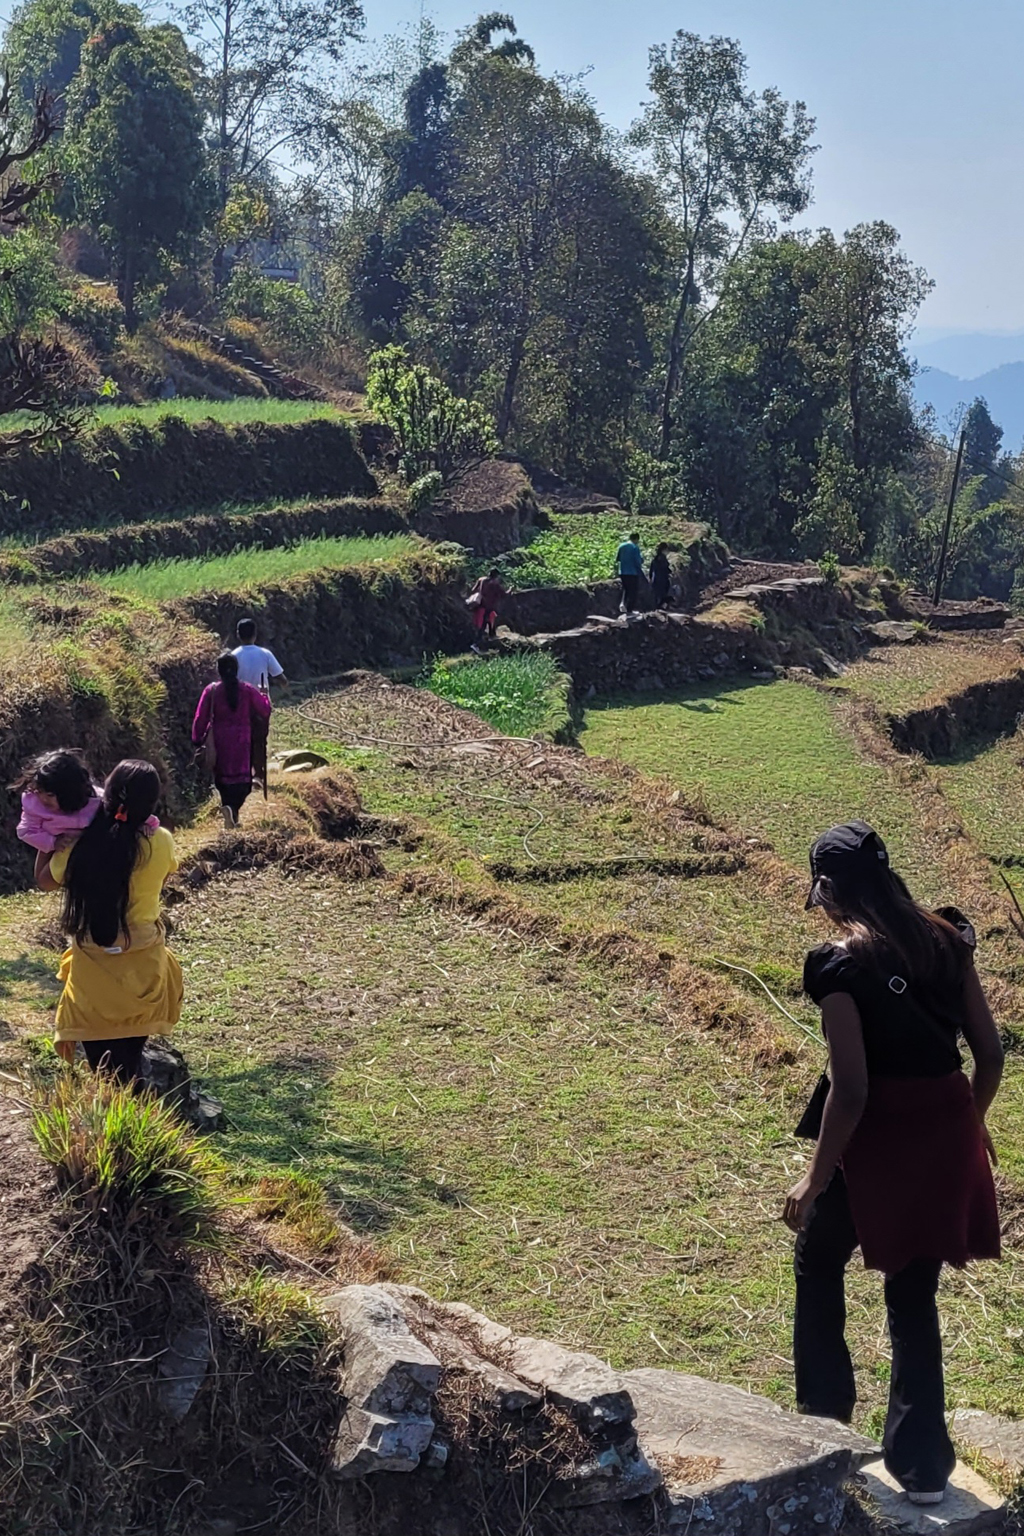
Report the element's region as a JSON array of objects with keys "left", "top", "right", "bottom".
[
  {"left": 0, "top": 229, "right": 69, "bottom": 334},
  {"left": 62, "top": 282, "right": 125, "bottom": 354},
  {"left": 422, "top": 651, "right": 560, "bottom": 736},
  {"left": 221, "top": 264, "right": 321, "bottom": 355},
  {"left": 366, "top": 344, "right": 499, "bottom": 485},
  {"left": 623, "top": 449, "right": 680, "bottom": 515},
  {"left": 32, "top": 1074, "right": 223, "bottom": 1250},
  {"left": 408, "top": 469, "right": 443, "bottom": 511},
  {"left": 818, "top": 550, "right": 841, "bottom": 585}
]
